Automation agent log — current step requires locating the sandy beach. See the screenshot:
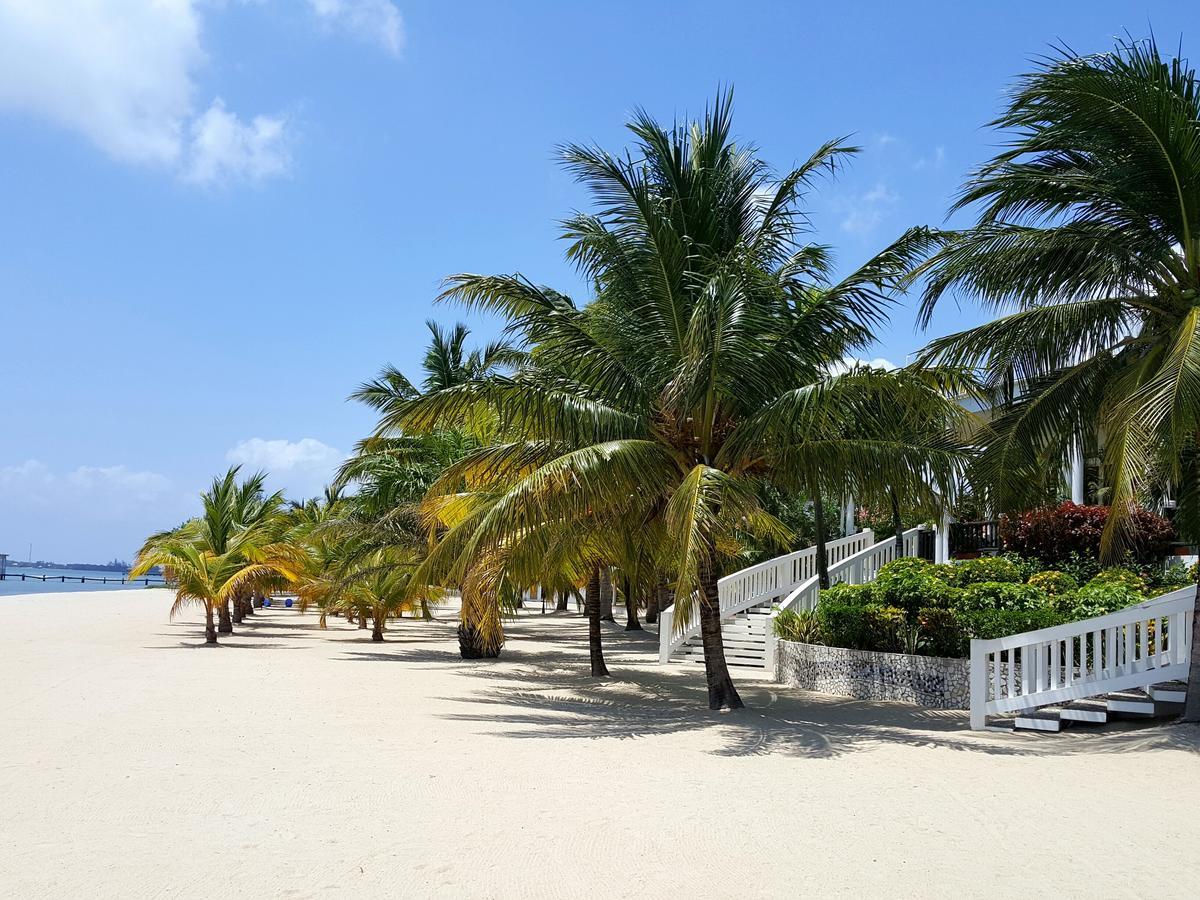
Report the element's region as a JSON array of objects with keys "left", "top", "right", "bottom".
[{"left": 1, "top": 588, "right": 1198, "bottom": 899}]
